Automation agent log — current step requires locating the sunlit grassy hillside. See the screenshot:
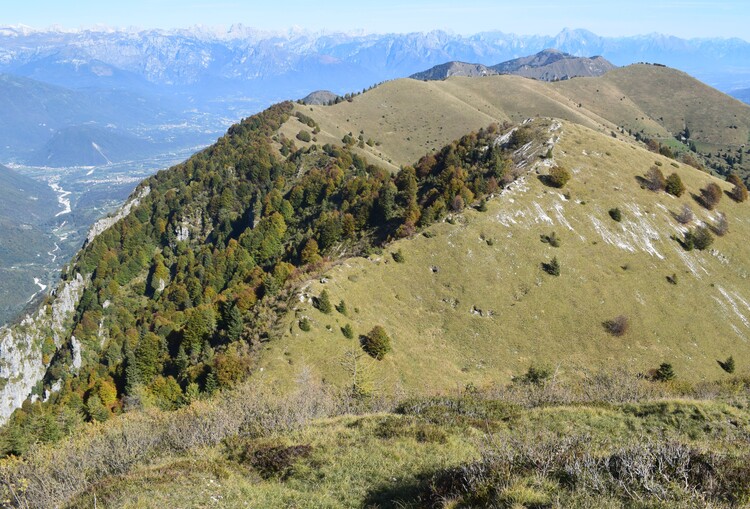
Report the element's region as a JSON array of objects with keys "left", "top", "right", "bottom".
[
  {"left": 280, "top": 64, "right": 750, "bottom": 176},
  {"left": 262, "top": 120, "right": 750, "bottom": 392}
]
